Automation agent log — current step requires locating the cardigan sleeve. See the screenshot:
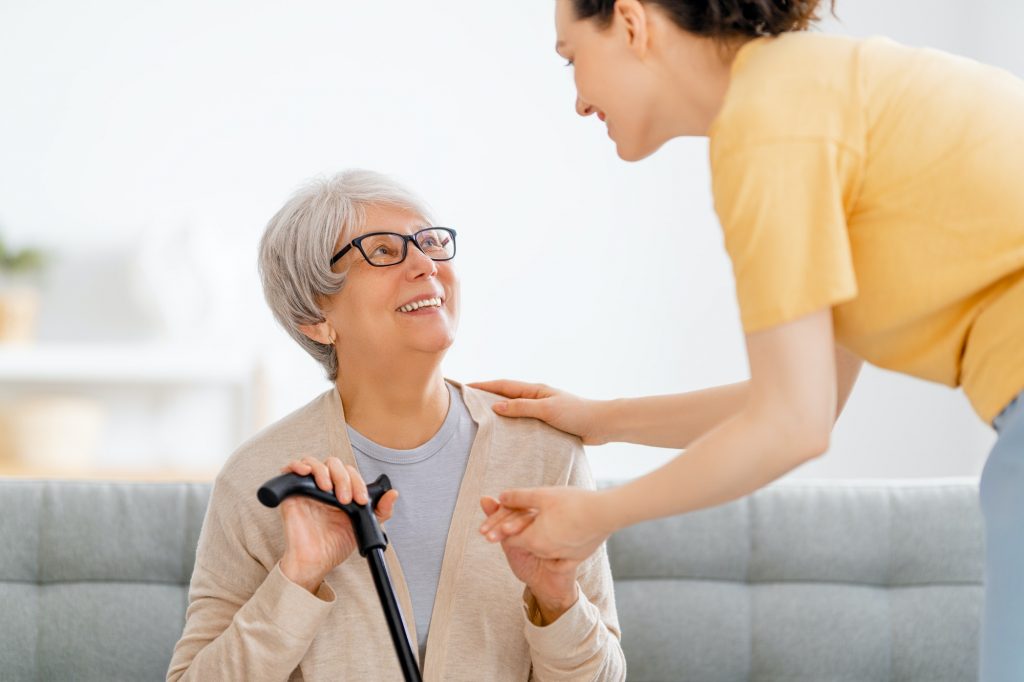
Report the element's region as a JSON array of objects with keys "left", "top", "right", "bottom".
[
  {"left": 166, "top": 476, "right": 336, "bottom": 682},
  {"left": 521, "top": 442, "right": 627, "bottom": 681}
]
